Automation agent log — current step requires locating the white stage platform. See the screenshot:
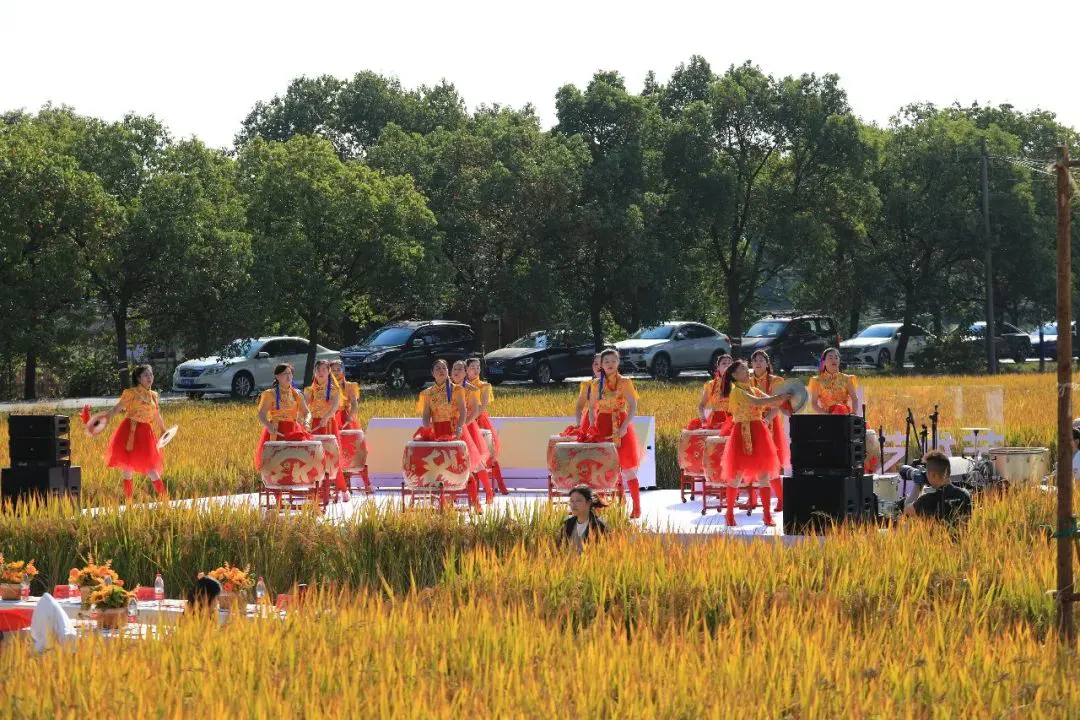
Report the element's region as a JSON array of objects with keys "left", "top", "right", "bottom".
[{"left": 158, "top": 488, "right": 789, "bottom": 538}]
